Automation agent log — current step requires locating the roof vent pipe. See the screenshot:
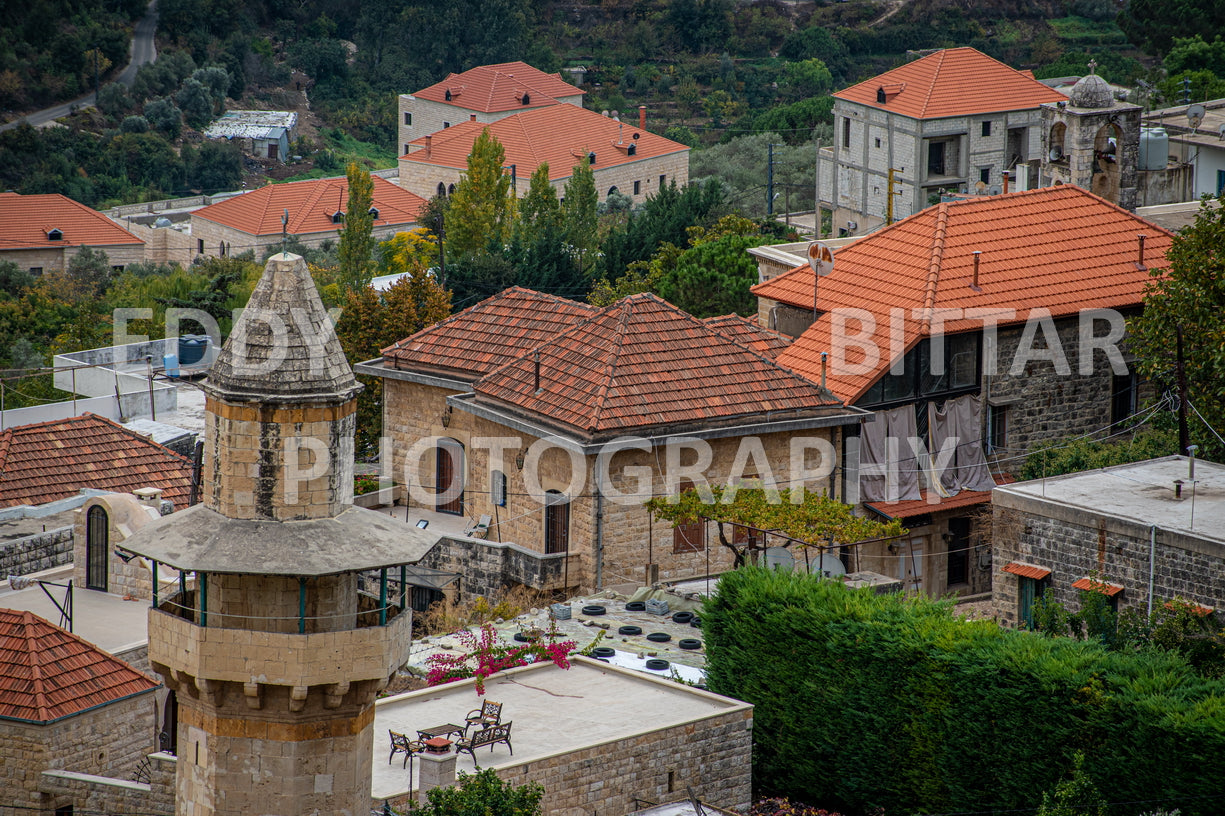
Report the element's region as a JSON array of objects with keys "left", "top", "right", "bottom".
[
  {"left": 1174, "top": 479, "right": 1183, "bottom": 499},
  {"left": 639, "top": 105, "right": 646, "bottom": 129},
  {"left": 1002, "top": 171, "right": 1010, "bottom": 194},
  {"left": 820, "top": 351, "right": 828, "bottom": 390},
  {"left": 534, "top": 350, "right": 542, "bottom": 394},
  {"left": 972, "top": 250, "right": 981, "bottom": 289},
  {"left": 1138, "top": 233, "right": 1147, "bottom": 267},
  {"left": 618, "top": 122, "right": 623, "bottom": 144},
  {"left": 1188, "top": 444, "right": 1199, "bottom": 480}
]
